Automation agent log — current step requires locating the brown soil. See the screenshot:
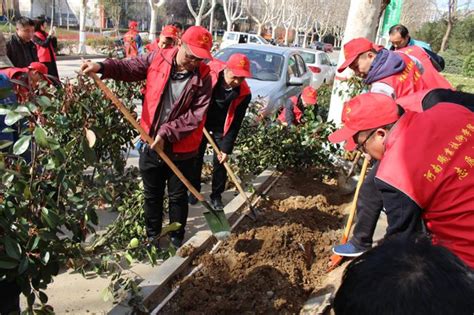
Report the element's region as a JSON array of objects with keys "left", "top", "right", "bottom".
[{"left": 163, "top": 169, "right": 352, "bottom": 314}]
